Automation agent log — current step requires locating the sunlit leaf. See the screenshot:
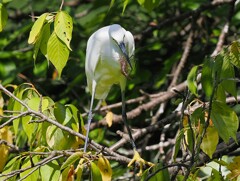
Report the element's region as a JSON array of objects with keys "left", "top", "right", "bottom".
[
  {"left": 122, "top": 0, "right": 130, "bottom": 14},
  {"left": 91, "top": 162, "right": 102, "bottom": 181},
  {"left": 2, "top": 156, "right": 21, "bottom": 181},
  {"left": 46, "top": 125, "right": 79, "bottom": 150},
  {"left": 229, "top": 41, "right": 240, "bottom": 68},
  {"left": 0, "top": 3, "right": 8, "bottom": 32},
  {"left": 0, "top": 126, "right": 13, "bottom": 172},
  {"left": 20, "top": 156, "right": 40, "bottom": 181},
  {"left": 187, "top": 65, "right": 198, "bottom": 96},
  {"left": 227, "top": 156, "right": 240, "bottom": 180},
  {"left": 47, "top": 32, "right": 70, "bottom": 76},
  {"left": 211, "top": 101, "right": 239, "bottom": 143},
  {"left": 61, "top": 152, "right": 83, "bottom": 170},
  {"left": 40, "top": 23, "right": 51, "bottom": 60},
  {"left": 221, "top": 56, "right": 237, "bottom": 99},
  {"left": 28, "top": 13, "right": 48, "bottom": 44},
  {"left": 105, "top": 111, "right": 113, "bottom": 127},
  {"left": 40, "top": 160, "right": 60, "bottom": 181},
  {"left": 200, "top": 127, "right": 218, "bottom": 158},
  {"left": 201, "top": 59, "right": 214, "bottom": 98},
  {"left": 137, "top": 0, "right": 161, "bottom": 11},
  {"left": 75, "top": 163, "right": 83, "bottom": 181},
  {"left": 109, "top": 0, "right": 115, "bottom": 9},
  {"left": 54, "top": 11, "right": 73, "bottom": 50},
  {"left": 97, "top": 156, "right": 112, "bottom": 181}
]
